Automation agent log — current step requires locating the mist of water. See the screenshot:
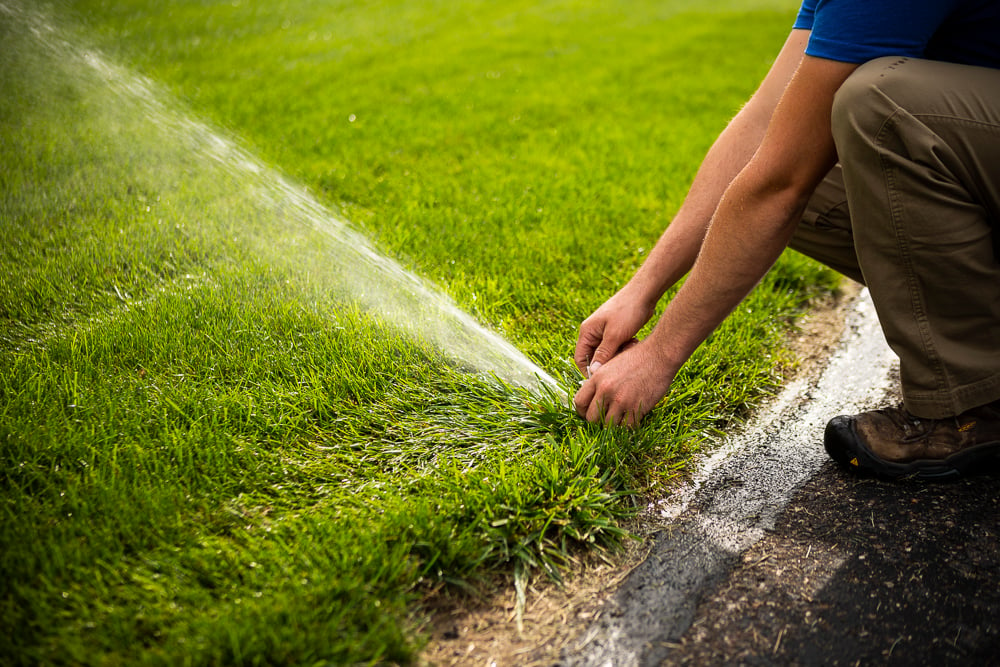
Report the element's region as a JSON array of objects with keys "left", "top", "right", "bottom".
[{"left": 3, "top": 1, "right": 560, "bottom": 393}]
